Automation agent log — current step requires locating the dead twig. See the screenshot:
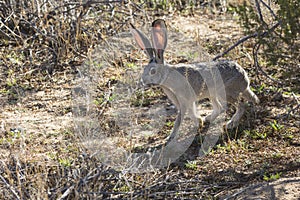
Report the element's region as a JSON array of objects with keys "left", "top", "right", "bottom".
[
  {"left": 288, "top": 104, "right": 300, "bottom": 117},
  {"left": 214, "top": 1, "right": 286, "bottom": 86},
  {"left": 57, "top": 185, "right": 75, "bottom": 200},
  {"left": 0, "top": 19, "right": 22, "bottom": 40},
  {"left": 255, "top": 0, "right": 265, "bottom": 25},
  {"left": 253, "top": 42, "right": 283, "bottom": 85},
  {"left": 213, "top": 32, "right": 258, "bottom": 61},
  {"left": 213, "top": 21, "right": 281, "bottom": 61},
  {"left": 285, "top": 92, "right": 300, "bottom": 119},
  {"left": 0, "top": 162, "right": 21, "bottom": 200},
  {"left": 259, "top": 0, "right": 277, "bottom": 19}
]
